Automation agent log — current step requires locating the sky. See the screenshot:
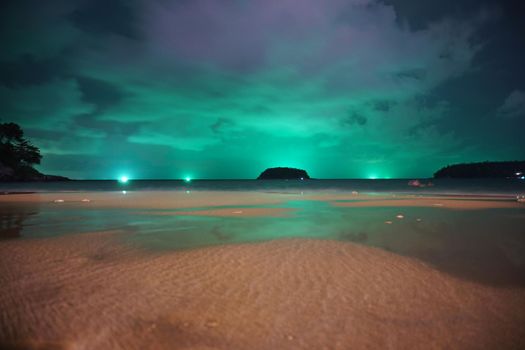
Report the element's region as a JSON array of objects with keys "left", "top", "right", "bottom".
[{"left": 1, "top": 0, "right": 524, "bottom": 179}]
